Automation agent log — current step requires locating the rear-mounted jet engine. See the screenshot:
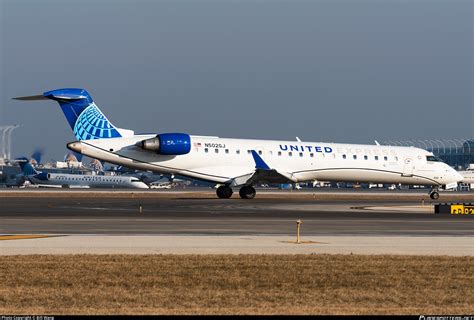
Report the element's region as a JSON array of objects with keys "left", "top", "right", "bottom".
[{"left": 137, "top": 133, "right": 191, "bottom": 155}]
